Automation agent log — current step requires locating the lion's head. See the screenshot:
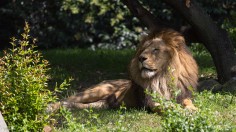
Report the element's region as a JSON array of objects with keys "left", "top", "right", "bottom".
[{"left": 129, "top": 29, "right": 198, "bottom": 107}]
